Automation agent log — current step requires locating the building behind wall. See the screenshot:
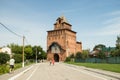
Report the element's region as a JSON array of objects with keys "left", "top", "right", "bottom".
[{"left": 47, "top": 16, "right": 82, "bottom": 62}]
